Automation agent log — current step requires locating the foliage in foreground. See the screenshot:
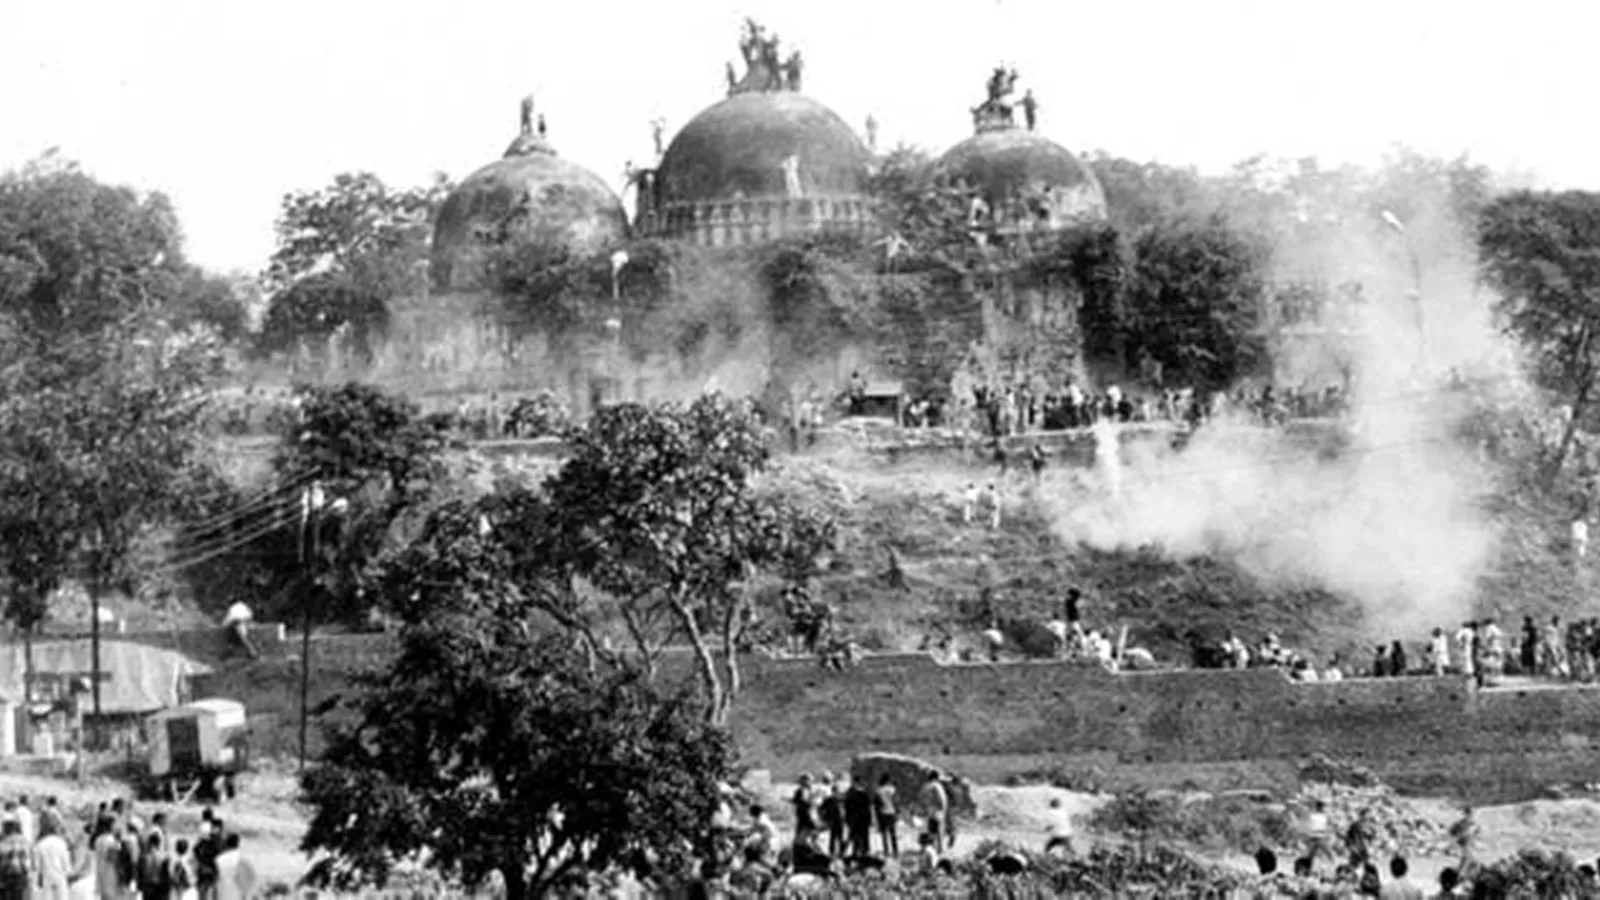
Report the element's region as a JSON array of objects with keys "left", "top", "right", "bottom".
[{"left": 300, "top": 598, "right": 735, "bottom": 900}]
